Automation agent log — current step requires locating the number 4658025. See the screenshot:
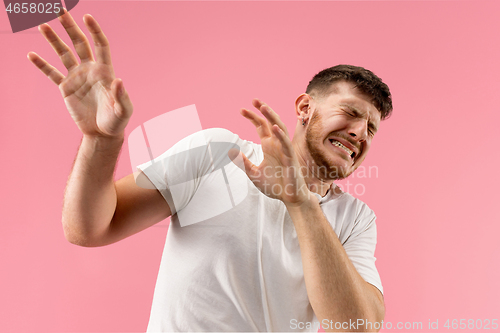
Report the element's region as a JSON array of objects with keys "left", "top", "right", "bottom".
[
  {"left": 444, "top": 319, "right": 498, "bottom": 330},
  {"left": 6, "top": 2, "right": 61, "bottom": 14}
]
